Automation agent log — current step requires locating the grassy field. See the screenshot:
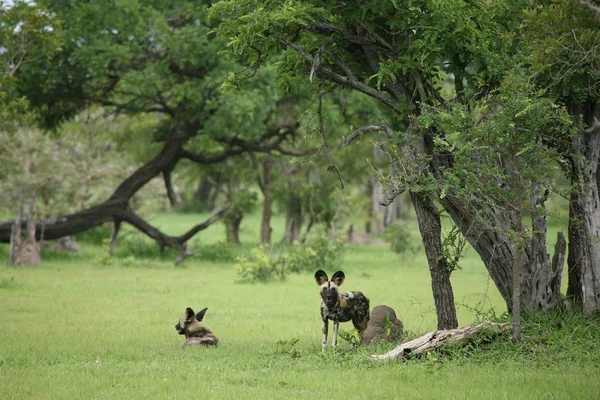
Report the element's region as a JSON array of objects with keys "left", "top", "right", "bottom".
[{"left": 1, "top": 212, "right": 599, "bottom": 399}]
